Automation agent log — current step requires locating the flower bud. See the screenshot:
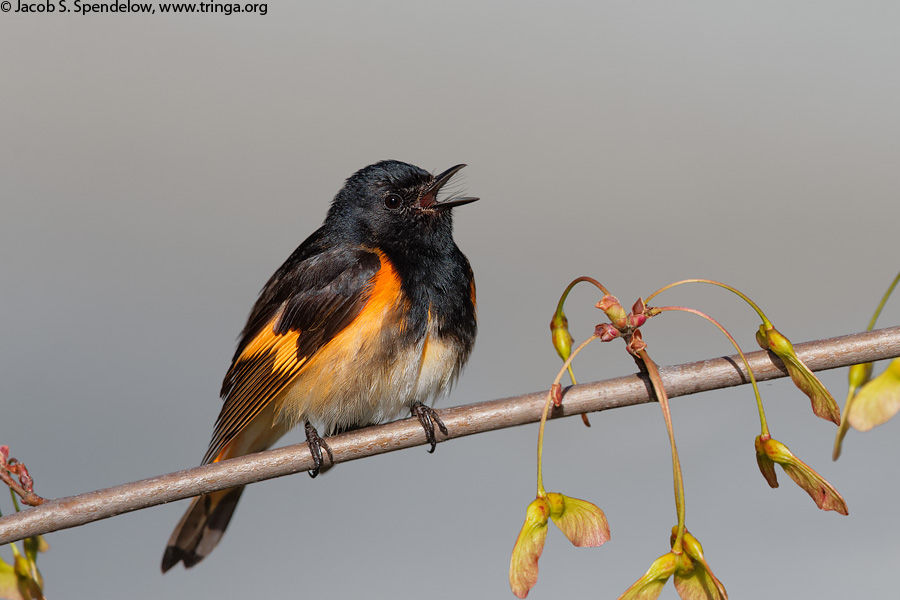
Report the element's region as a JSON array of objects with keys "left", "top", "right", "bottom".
[
  {"left": 550, "top": 308, "right": 574, "bottom": 362},
  {"left": 597, "top": 294, "right": 628, "bottom": 329}
]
